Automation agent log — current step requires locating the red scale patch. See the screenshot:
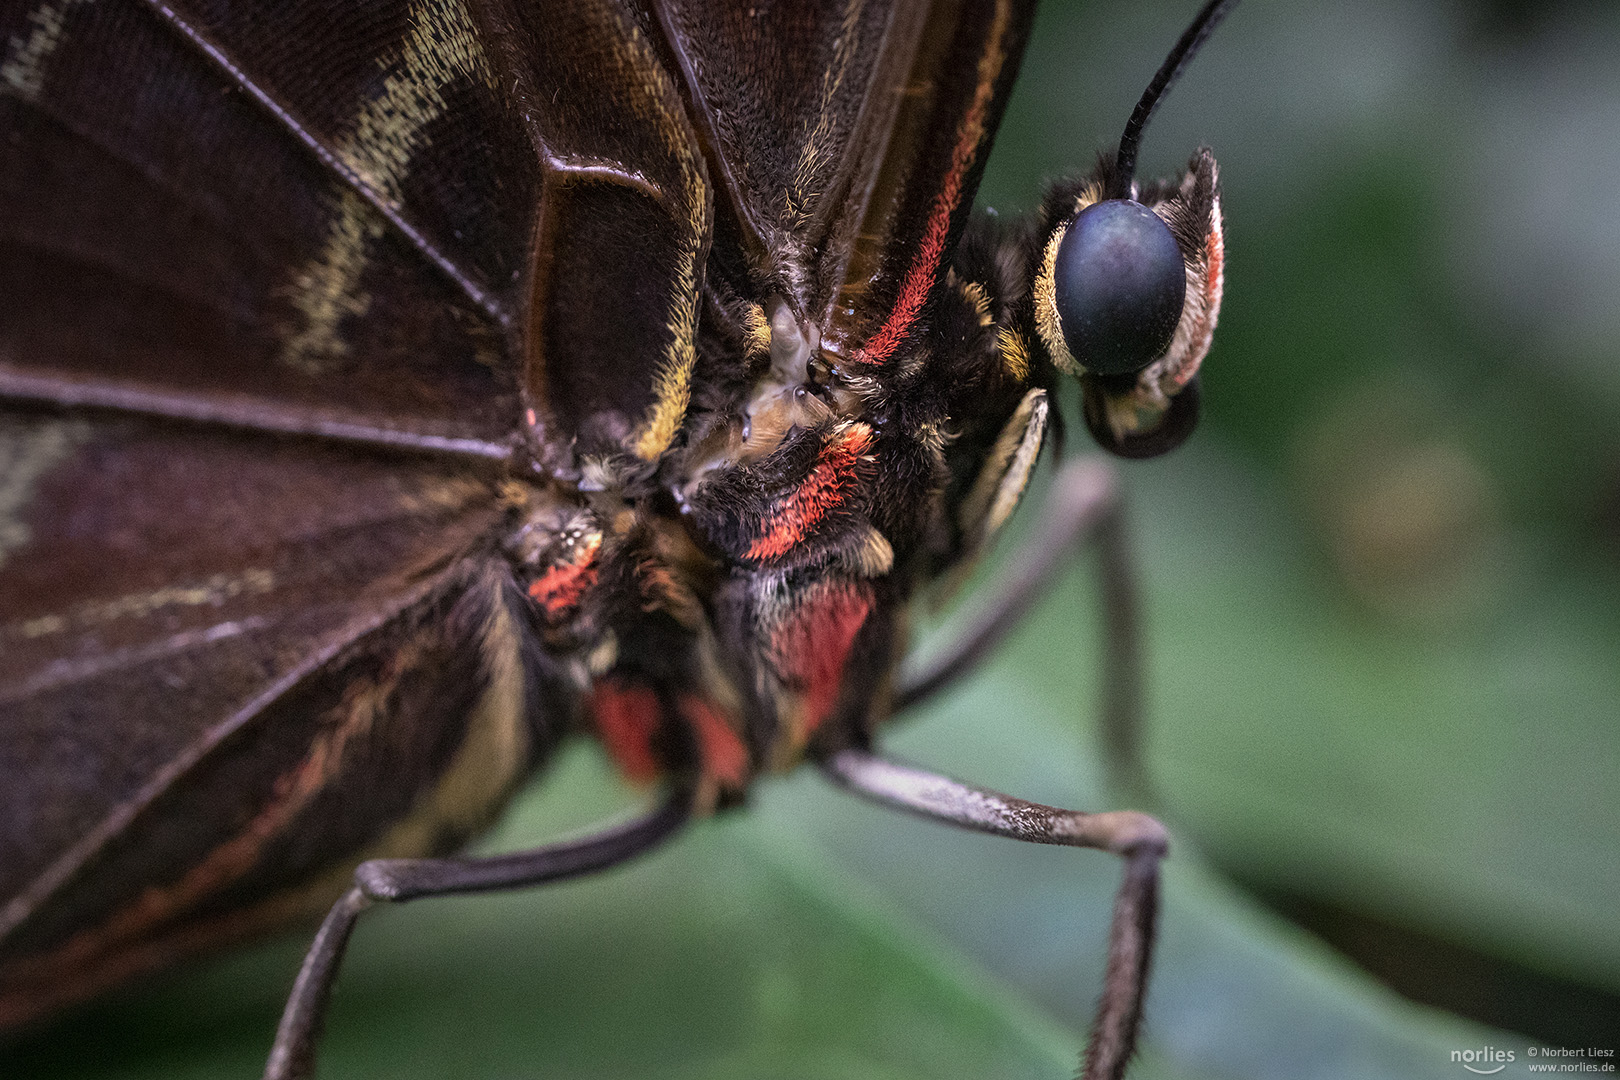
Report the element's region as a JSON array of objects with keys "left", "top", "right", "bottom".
[
  {"left": 591, "top": 680, "right": 752, "bottom": 790},
  {"left": 527, "top": 531, "right": 601, "bottom": 617},
  {"left": 852, "top": 13, "right": 1006, "bottom": 368},
  {"left": 678, "top": 695, "right": 750, "bottom": 791},
  {"left": 589, "top": 679, "right": 662, "bottom": 784},
  {"left": 773, "top": 582, "right": 874, "bottom": 735},
  {"left": 746, "top": 424, "right": 873, "bottom": 563}
]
